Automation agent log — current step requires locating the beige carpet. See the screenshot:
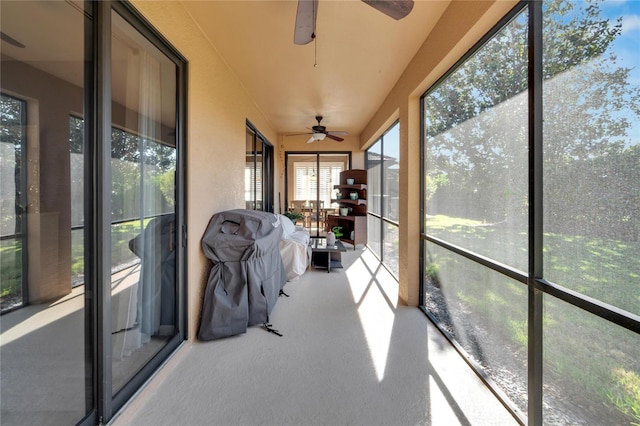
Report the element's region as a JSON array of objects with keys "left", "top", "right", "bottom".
[{"left": 112, "top": 247, "right": 518, "bottom": 426}]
